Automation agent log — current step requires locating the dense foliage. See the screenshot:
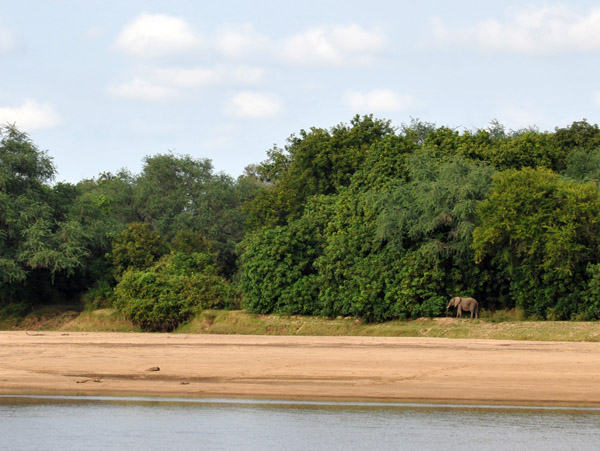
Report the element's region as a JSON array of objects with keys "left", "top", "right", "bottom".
[
  {"left": 240, "top": 116, "right": 600, "bottom": 321},
  {"left": 4, "top": 116, "right": 600, "bottom": 326}
]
